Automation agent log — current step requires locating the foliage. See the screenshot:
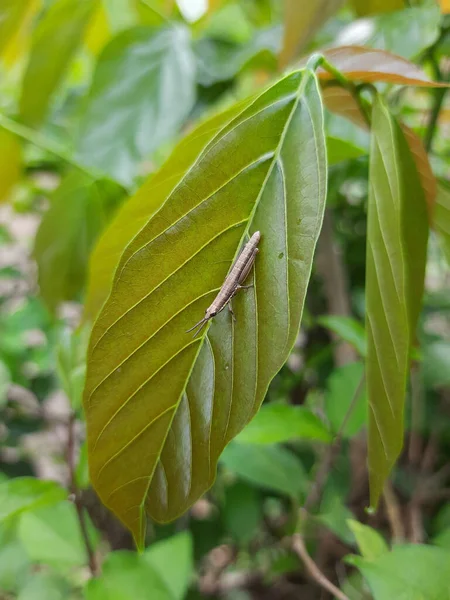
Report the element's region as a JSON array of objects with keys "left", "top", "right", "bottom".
[{"left": 0, "top": 1, "right": 449, "bottom": 599}]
